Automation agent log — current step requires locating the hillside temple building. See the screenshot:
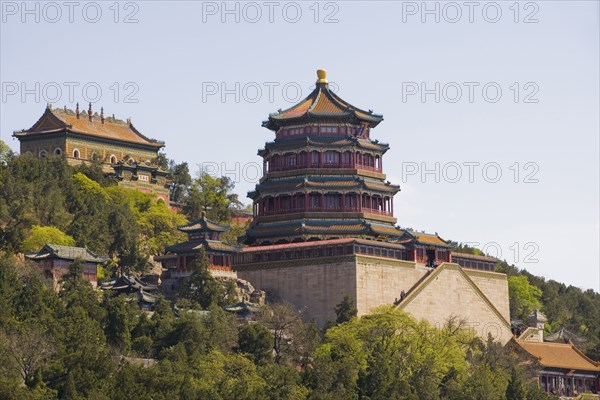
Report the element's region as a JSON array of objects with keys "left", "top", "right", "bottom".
[
  {"left": 13, "top": 103, "right": 170, "bottom": 203},
  {"left": 156, "top": 213, "right": 239, "bottom": 299},
  {"left": 233, "top": 70, "right": 512, "bottom": 343}
]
